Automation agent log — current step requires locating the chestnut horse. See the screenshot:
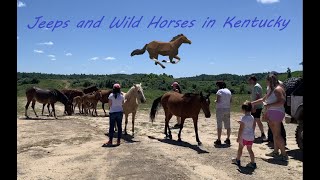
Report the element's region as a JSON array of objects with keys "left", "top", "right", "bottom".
[
  {"left": 25, "top": 87, "right": 72, "bottom": 119},
  {"left": 150, "top": 92, "right": 211, "bottom": 145},
  {"left": 130, "top": 34, "right": 191, "bottom": 69},
  {"left": 98, "top": 89, "right": 112, "bottom": 116}
]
